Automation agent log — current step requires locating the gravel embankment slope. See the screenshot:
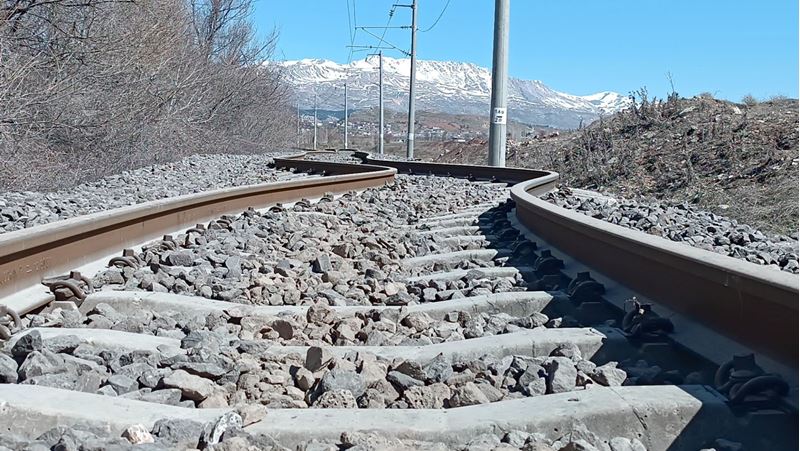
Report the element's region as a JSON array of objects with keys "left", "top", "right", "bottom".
[
  {"left": 0, "top": 153, "right": 300, "bottom": 233},
  {"left": 545, "top": 188, "right": 798, "bottom": 273}
]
